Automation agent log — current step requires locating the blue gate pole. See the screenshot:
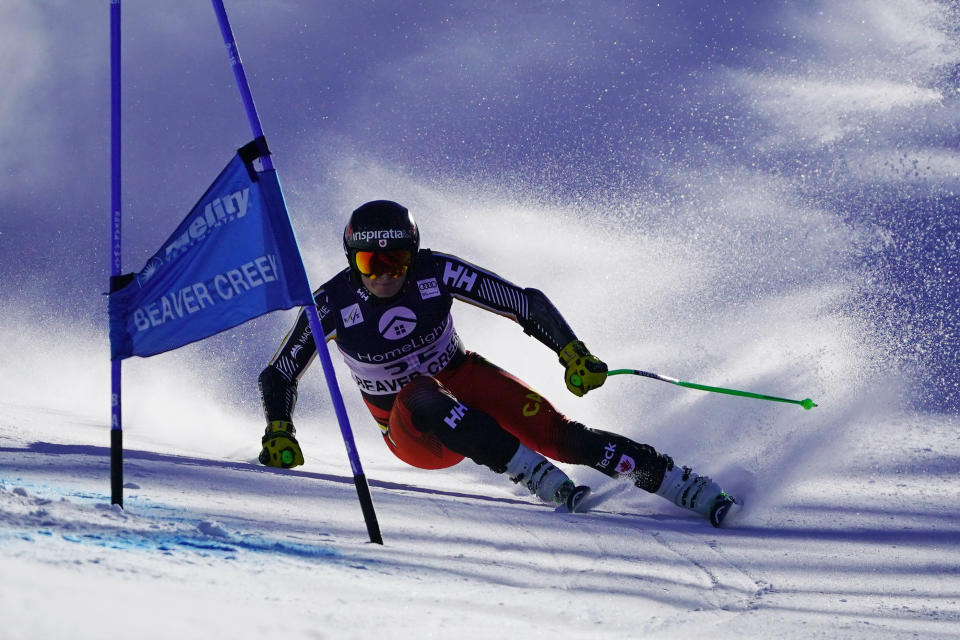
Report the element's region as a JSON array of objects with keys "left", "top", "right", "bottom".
[
  {"left": 210, "top": 0, "right": 383, "bottom": 544},
  {"left": 109, "top": 0, "right": 124, "bottom": 508}
]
